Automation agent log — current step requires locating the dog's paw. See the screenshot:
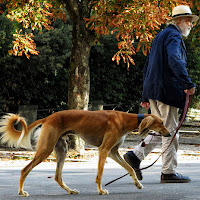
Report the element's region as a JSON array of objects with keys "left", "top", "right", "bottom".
[
  {"left": 135, "top": 182, "right": 143, "bottom": 189},
  {"left": 19, "top": 190, "right": 29, "bottom": 197},
  {"left": 68, "top": 189, "right": 79, "bottom": 195},
  {"left": 99, "top": 189, "right": 109, "bottom": 195}
]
